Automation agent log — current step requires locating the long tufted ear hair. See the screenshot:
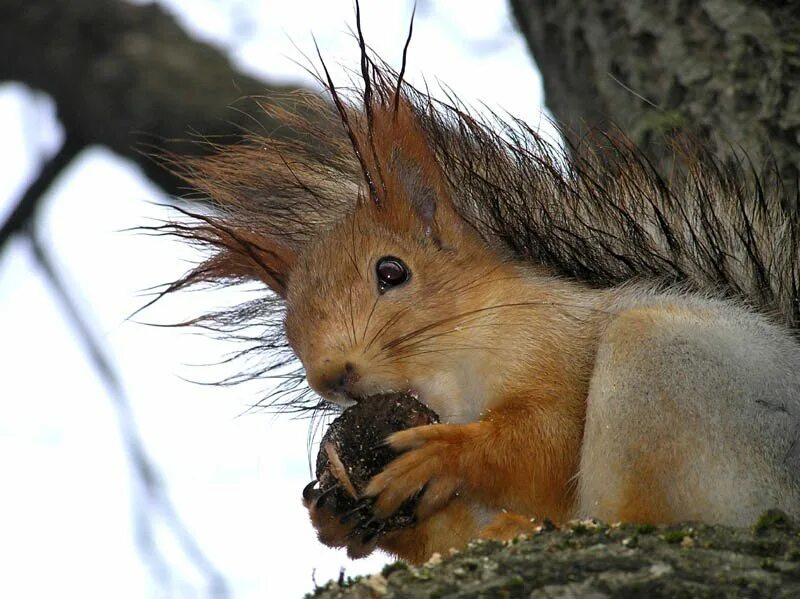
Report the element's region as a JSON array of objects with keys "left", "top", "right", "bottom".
[
  {"left": 153, "top": 2, "right": 460, "bottom": 304},
  {"left": 353, "top": 96, "right": 468, "bottom": 249},
  {"left": 315, "top": 3, "right": 468, "bottom": 250}
]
